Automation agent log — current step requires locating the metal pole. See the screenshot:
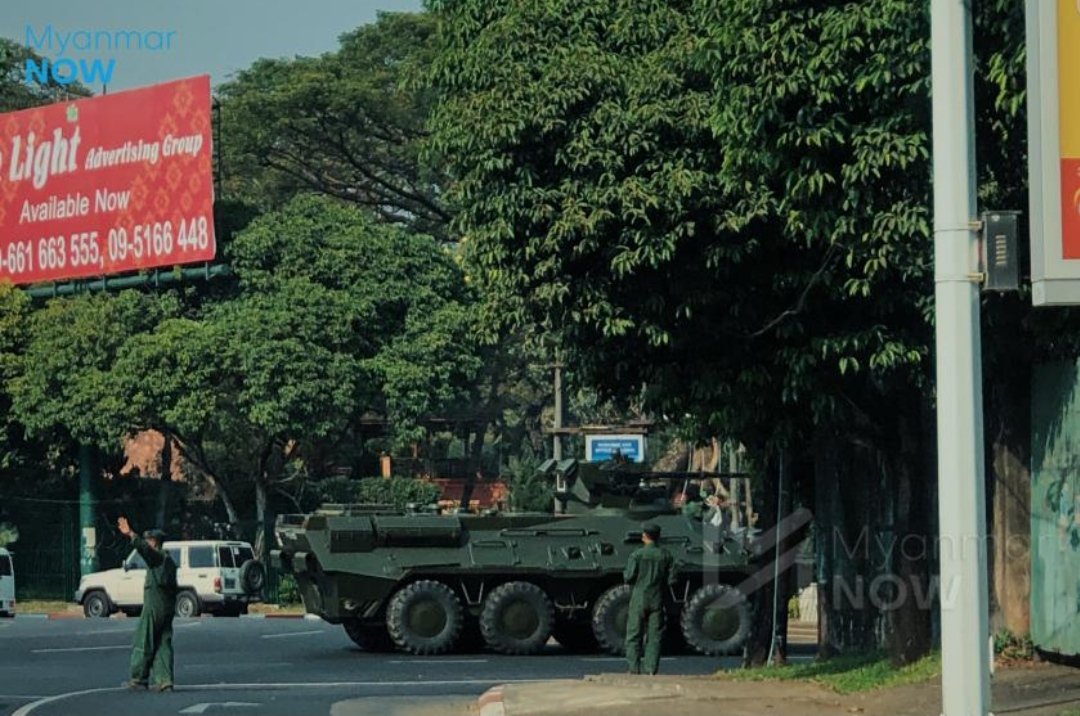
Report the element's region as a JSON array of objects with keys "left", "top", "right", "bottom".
[
  {"left": 931, "top": 2, "right": 990, "bottom": 715},
  {"left": 78, "top": 444, "right": 99, "bottom": 576},
  {"left": 553, "top": 363, "right": 563, "bottom": 461}
]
